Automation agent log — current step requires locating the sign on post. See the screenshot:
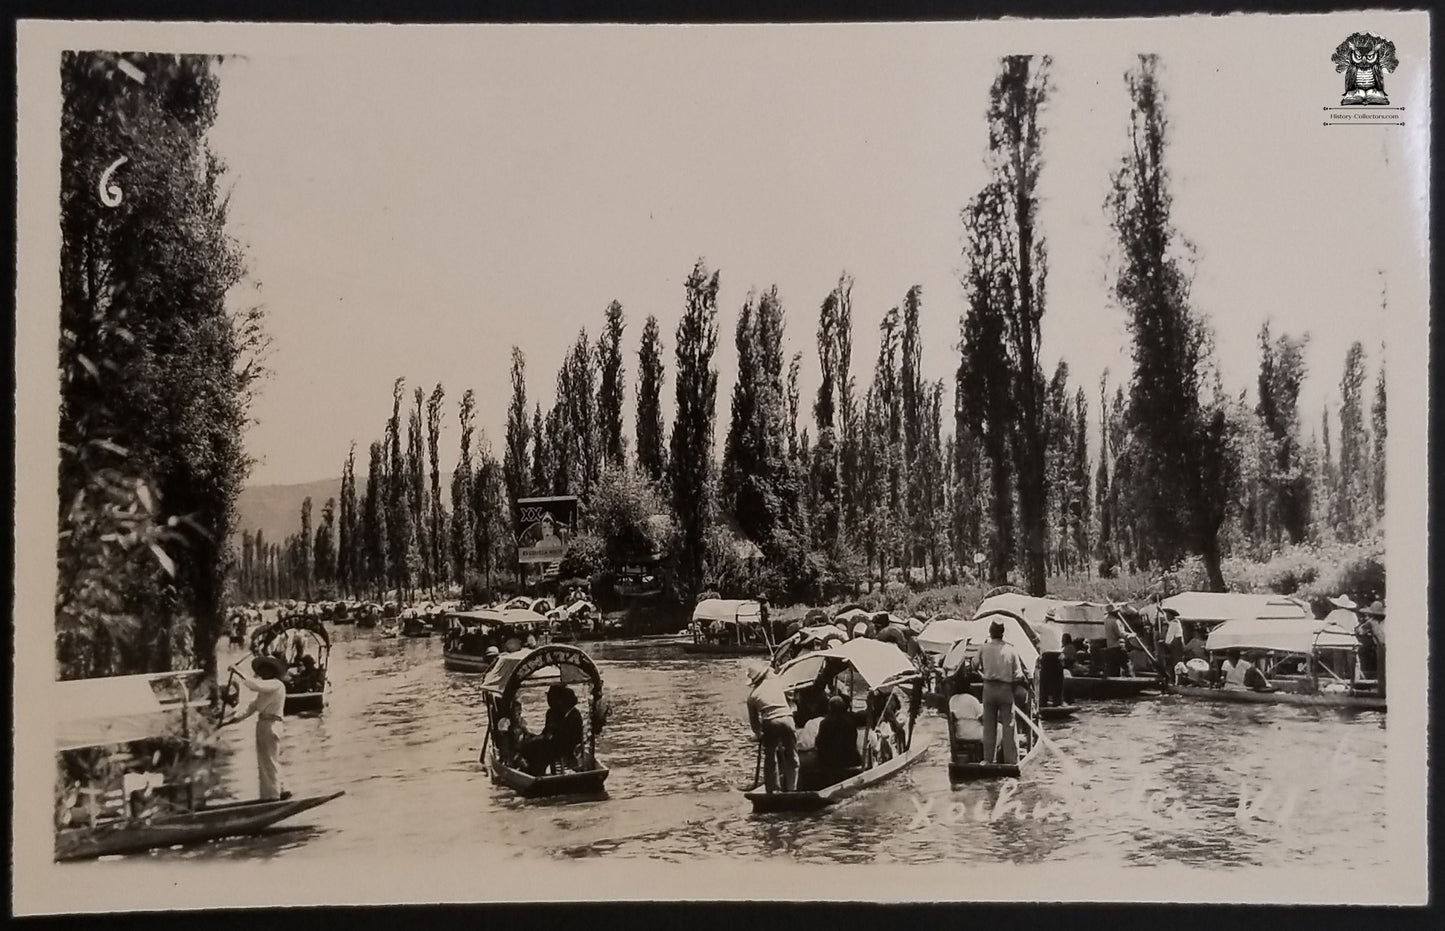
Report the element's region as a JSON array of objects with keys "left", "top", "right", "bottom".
[{"left": 516, "top": 496, "right": 578, "bottom": 565}]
